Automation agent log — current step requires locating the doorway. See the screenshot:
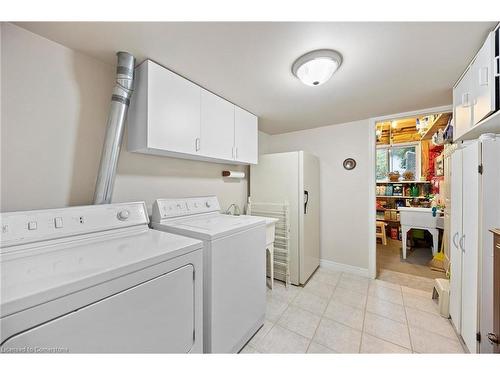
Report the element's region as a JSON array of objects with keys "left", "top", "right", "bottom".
[{"left": 368, "top": 106, "right": 452, "bottom": 290}]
